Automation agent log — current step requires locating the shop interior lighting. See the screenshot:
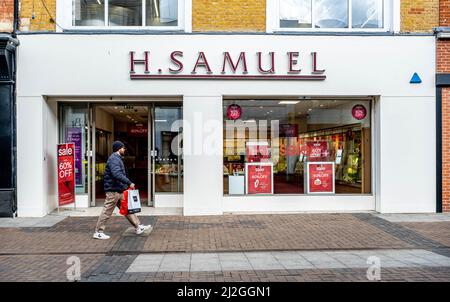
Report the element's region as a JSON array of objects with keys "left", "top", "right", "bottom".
[
  {"left": 97, "top": 0, "right": 102, "bottom": 5},
  {"left": 279, "top": 101, "right": 300, "bottom": 104},
  {"left": 155, "top": 120, "right": 168, "bottom": 123}
]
